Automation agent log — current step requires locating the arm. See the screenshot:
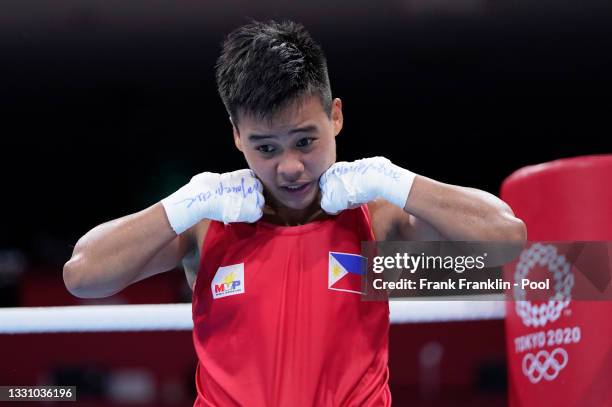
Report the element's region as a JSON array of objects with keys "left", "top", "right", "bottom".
[
  {"left": 319, "top": 157, "right": 526, "bottom": 243},
  {"left": 63, "top": 203, "right": 194, "bottom": 298},
  {"left": 397, "top": 175, "right": 527, "bottom": 242},
  {"left": 63, "top": 169, "right": 264, "bottom": 299}
]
